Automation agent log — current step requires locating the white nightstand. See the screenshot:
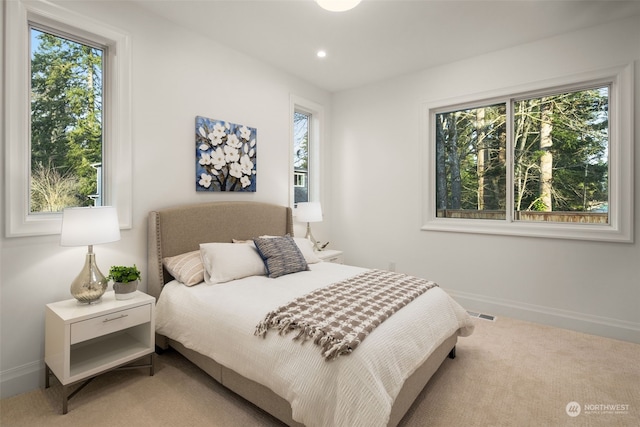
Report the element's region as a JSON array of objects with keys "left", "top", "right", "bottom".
[
  {"left": 316, "top": 249, "right": 344, "bottom": 264},
  {"left": 45, "top": 291, "right": 155, "bottom": 413}
]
